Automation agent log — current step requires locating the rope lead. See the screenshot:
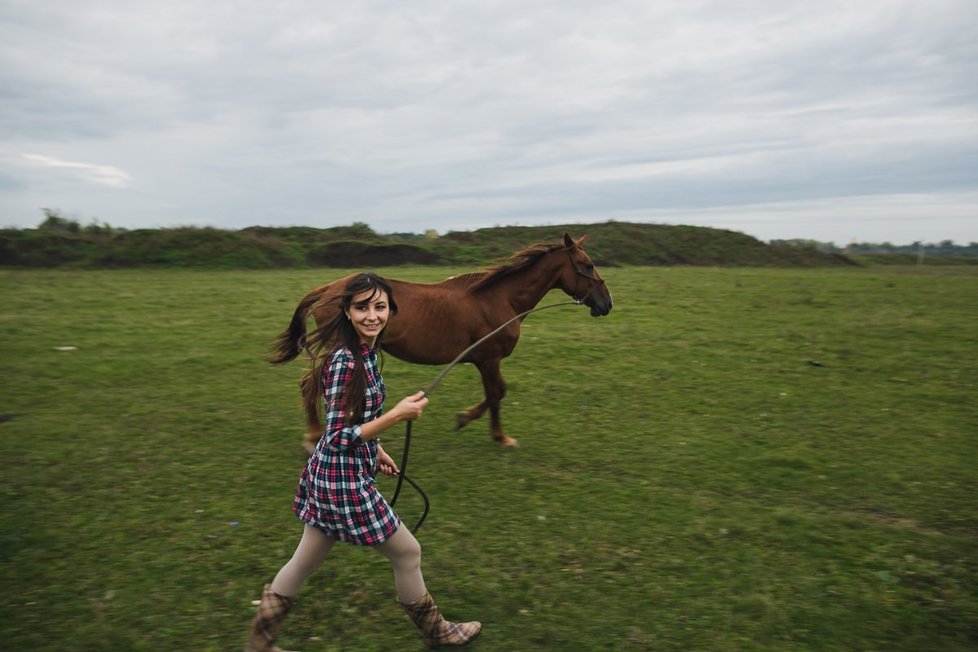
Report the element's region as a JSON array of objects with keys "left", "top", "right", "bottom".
[{"left": 389, "top": 291, "right": 599, "bottom": 532}]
